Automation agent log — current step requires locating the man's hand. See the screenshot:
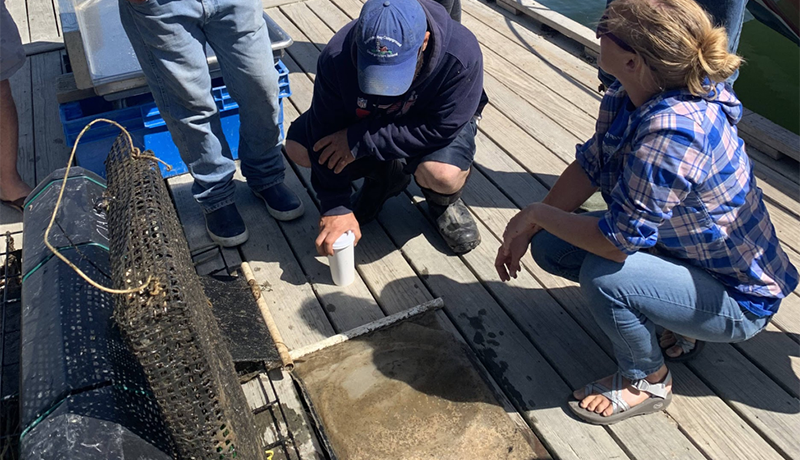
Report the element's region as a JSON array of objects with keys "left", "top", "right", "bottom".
[
  {"left": 495, "top": 205, "right": 541, "bottom": 281},
  {"left": 314, "top": 128, "right": 354, "bottom": 174},
  {"left": 316, "top": 212, "right": 361, "bottom": 256}
]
